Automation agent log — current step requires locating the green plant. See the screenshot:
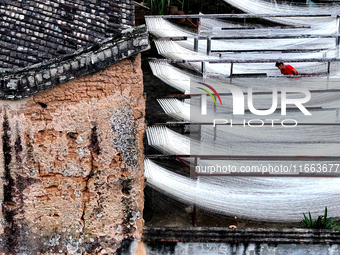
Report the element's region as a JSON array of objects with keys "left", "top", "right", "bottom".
[
  {"left": 143, "top": 0, "right": 183, "bottom": 15},
  {"left": 300, "top": 207, "right": 339, "bottom": 230}
]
